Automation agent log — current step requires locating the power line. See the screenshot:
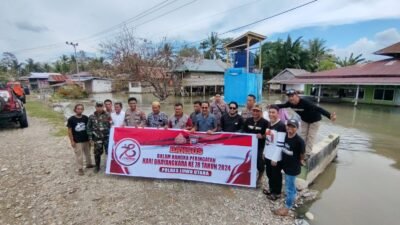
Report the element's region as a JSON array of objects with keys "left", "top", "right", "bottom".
[
  {"left": 148, "top": 0, "right": 262, "bottom": 39},
  {"left": 8, "top": 0, "right": 180, "bottom": 54},
  {"left": 188, "top": 0, "right": 318, "bottom": 46},
  {"left": 220, "top": 0, "right": 318, "bottom": 35}
]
